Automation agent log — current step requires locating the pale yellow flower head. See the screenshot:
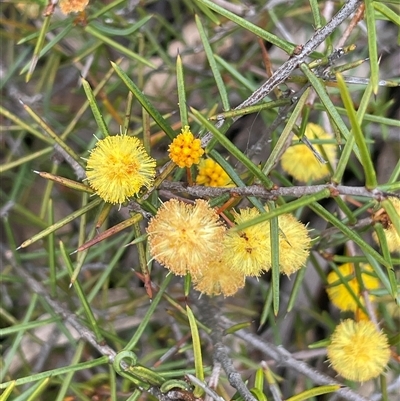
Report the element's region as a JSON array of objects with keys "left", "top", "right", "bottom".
[
  {"left": 268, "top": 211, "right": 311, "bottom": 276},
  {"left": 326, "top": 263, "right": 380, "bottom": 313},
  {"left": 147, "top": 199, "right": 226, "bottom": 278},
  {"left": 327, "top": 319, "right": 391, "bottom": 382},
  {"left": 193, "top": 258, "right": 245, "bottom": 297},
  {"left": 86, "top": 134, "right": 156, "bottom": 204},
  {"left": 372, "top": 197, "right": 400, "bottom": 253},
  {"left": 59, "top": 0, "right": 89, "bottom": 14},
  {"left": 223, "top": 208, "right": 271, "bottom": 277},
  {"left": 196, "top": 158, "right": 231, "bottom": 187},
  {"left": 168, "top": 126, "right": 204, "bottom": 168},
  {"left": 281, "top": 122, "right": 337, "bottom": 182}
]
